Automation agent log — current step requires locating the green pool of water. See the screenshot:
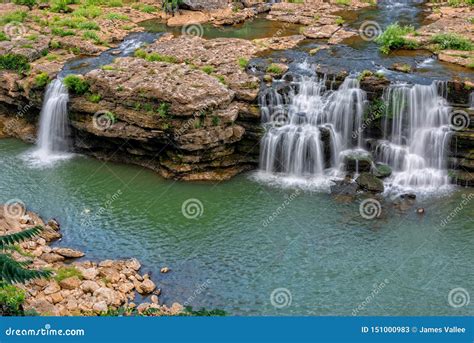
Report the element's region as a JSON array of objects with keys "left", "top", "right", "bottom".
[
  {"left": 1, "top": 139, "right": 473, "bottom": 315},
  {"left": 139, "top": 17, "right": 303, "bottom": 40}
]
